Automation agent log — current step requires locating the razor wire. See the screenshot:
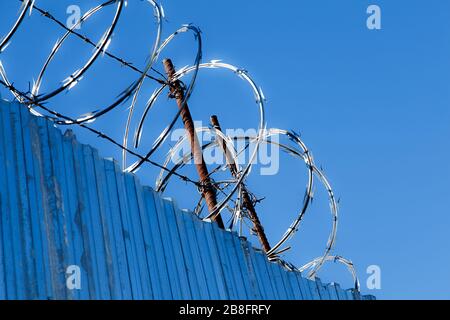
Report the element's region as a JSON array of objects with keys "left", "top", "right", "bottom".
[
  {"left": 0, "top": 0, "right": 360, "bottom": 289},
  {"left": 158, "top": 127, "right": 349, "bottom": 284},
  {"left": 299, "top": 255, "right": 360, "bottom": 291}
]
